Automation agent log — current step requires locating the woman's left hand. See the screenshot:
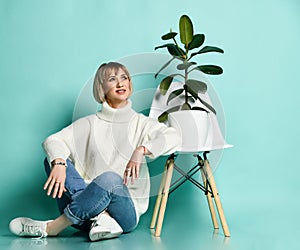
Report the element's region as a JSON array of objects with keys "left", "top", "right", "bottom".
[{"left": 123, "top": 147, "right": 144, "bottom": 185}]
